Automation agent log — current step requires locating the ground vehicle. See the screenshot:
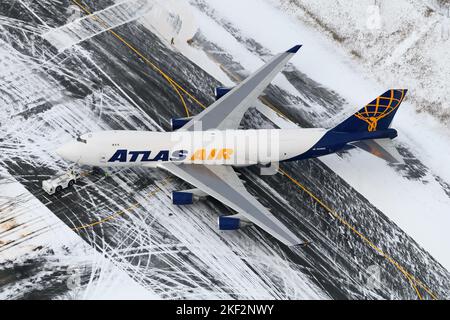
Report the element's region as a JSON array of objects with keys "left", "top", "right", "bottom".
[{"left": 42, "top": 169, "right": 80, "bottom": 195}]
